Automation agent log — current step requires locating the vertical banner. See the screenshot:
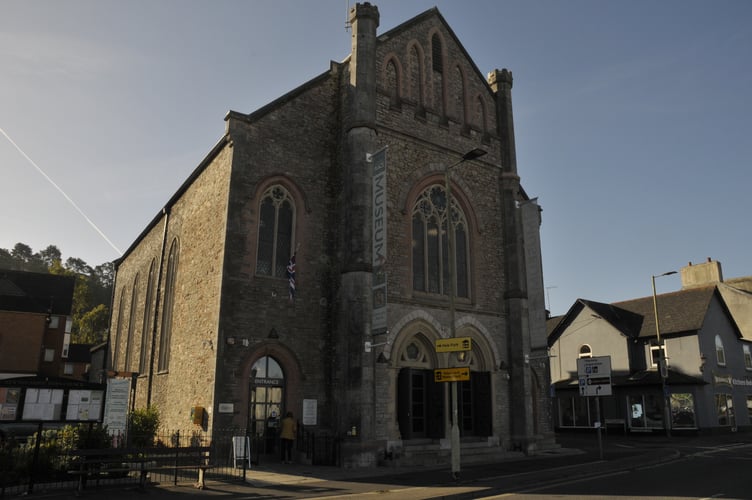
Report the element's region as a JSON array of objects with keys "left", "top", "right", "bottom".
[{"left": 371, "top": 147, "right": 388, "bottom": 335}]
